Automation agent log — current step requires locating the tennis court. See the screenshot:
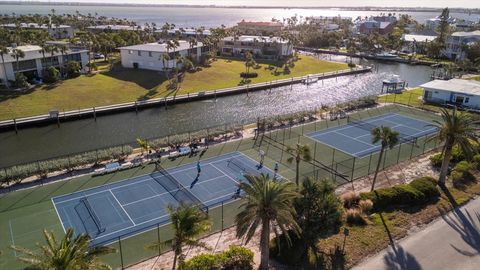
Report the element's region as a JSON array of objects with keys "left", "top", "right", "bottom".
[
  {"left": 306, "top": 113, "right": 438, "bottom": 158},
  {"left": 52, "top": 151, "right": 277, "bottom": 246}
]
